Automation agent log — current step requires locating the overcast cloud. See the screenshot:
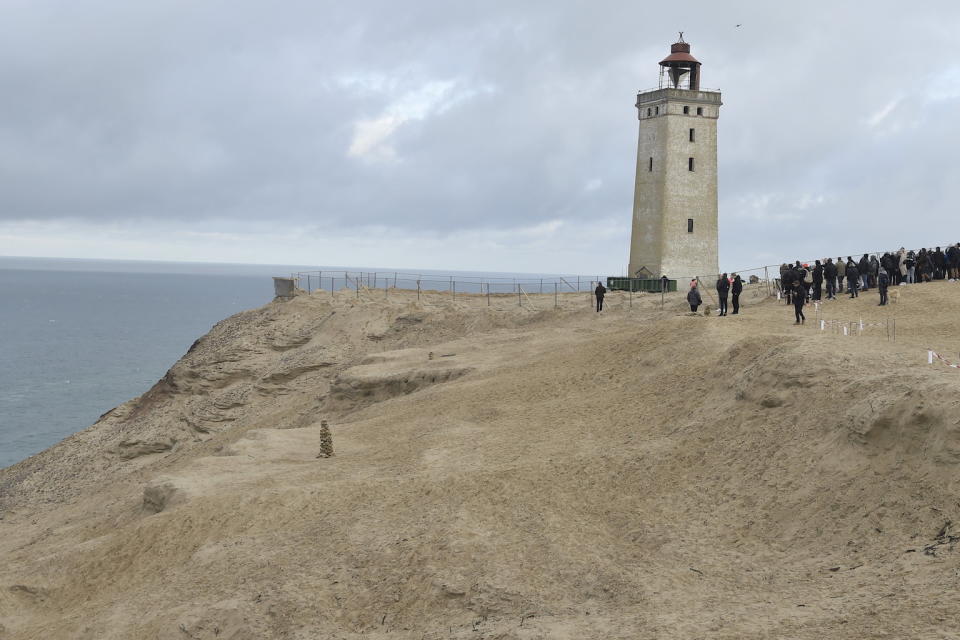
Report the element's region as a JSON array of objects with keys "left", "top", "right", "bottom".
[{"left": 0, "top": 0, "right": 958, "bottom": 274}]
